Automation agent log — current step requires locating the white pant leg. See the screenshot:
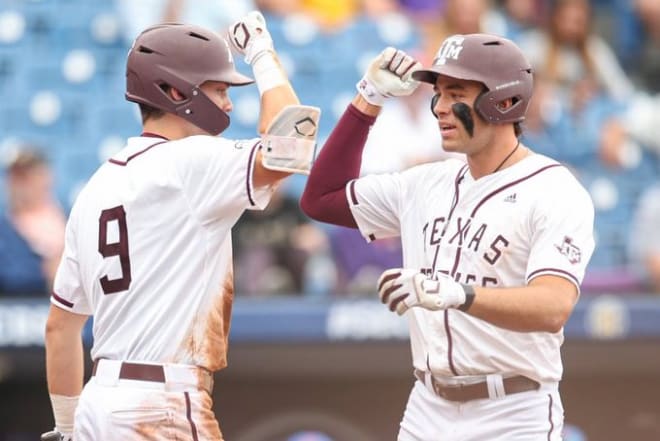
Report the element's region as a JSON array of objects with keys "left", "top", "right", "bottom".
[
  {"left": 461, "top": 385, "right": 564, "bottom": 441},
  {"left": 398, "top": 379, "right": 463, "bottom": 441},
  {"left": 73, "top": 378, "right": 223, "bottom": 440}
]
